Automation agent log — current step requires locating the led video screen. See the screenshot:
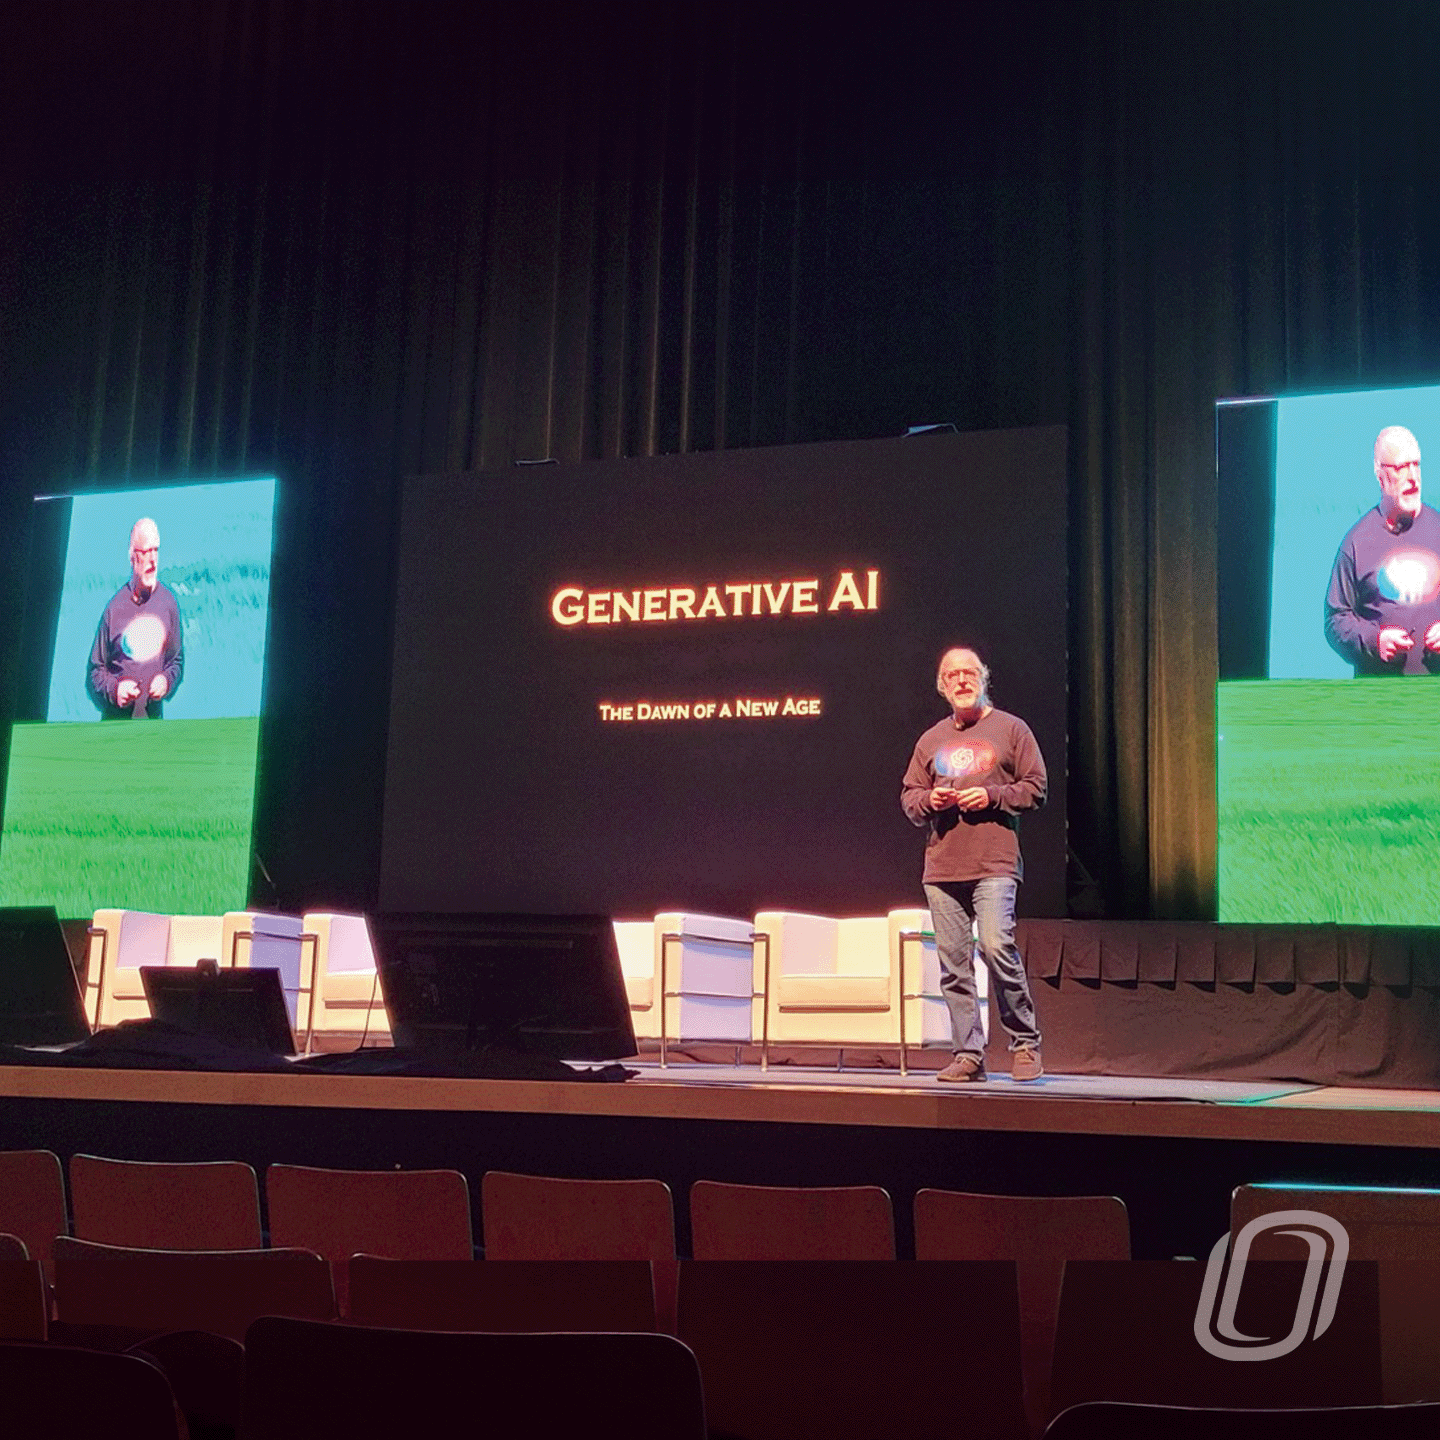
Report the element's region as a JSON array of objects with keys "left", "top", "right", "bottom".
[
  {"left": 381, "top": 430, "right": 1067, "bottom": 919},
  {"left": 0, "top": 479, "right": 278, "bottom": 916},
  {"left": 1217, "top": 387, "right": 1440, "bottom": 923}
]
